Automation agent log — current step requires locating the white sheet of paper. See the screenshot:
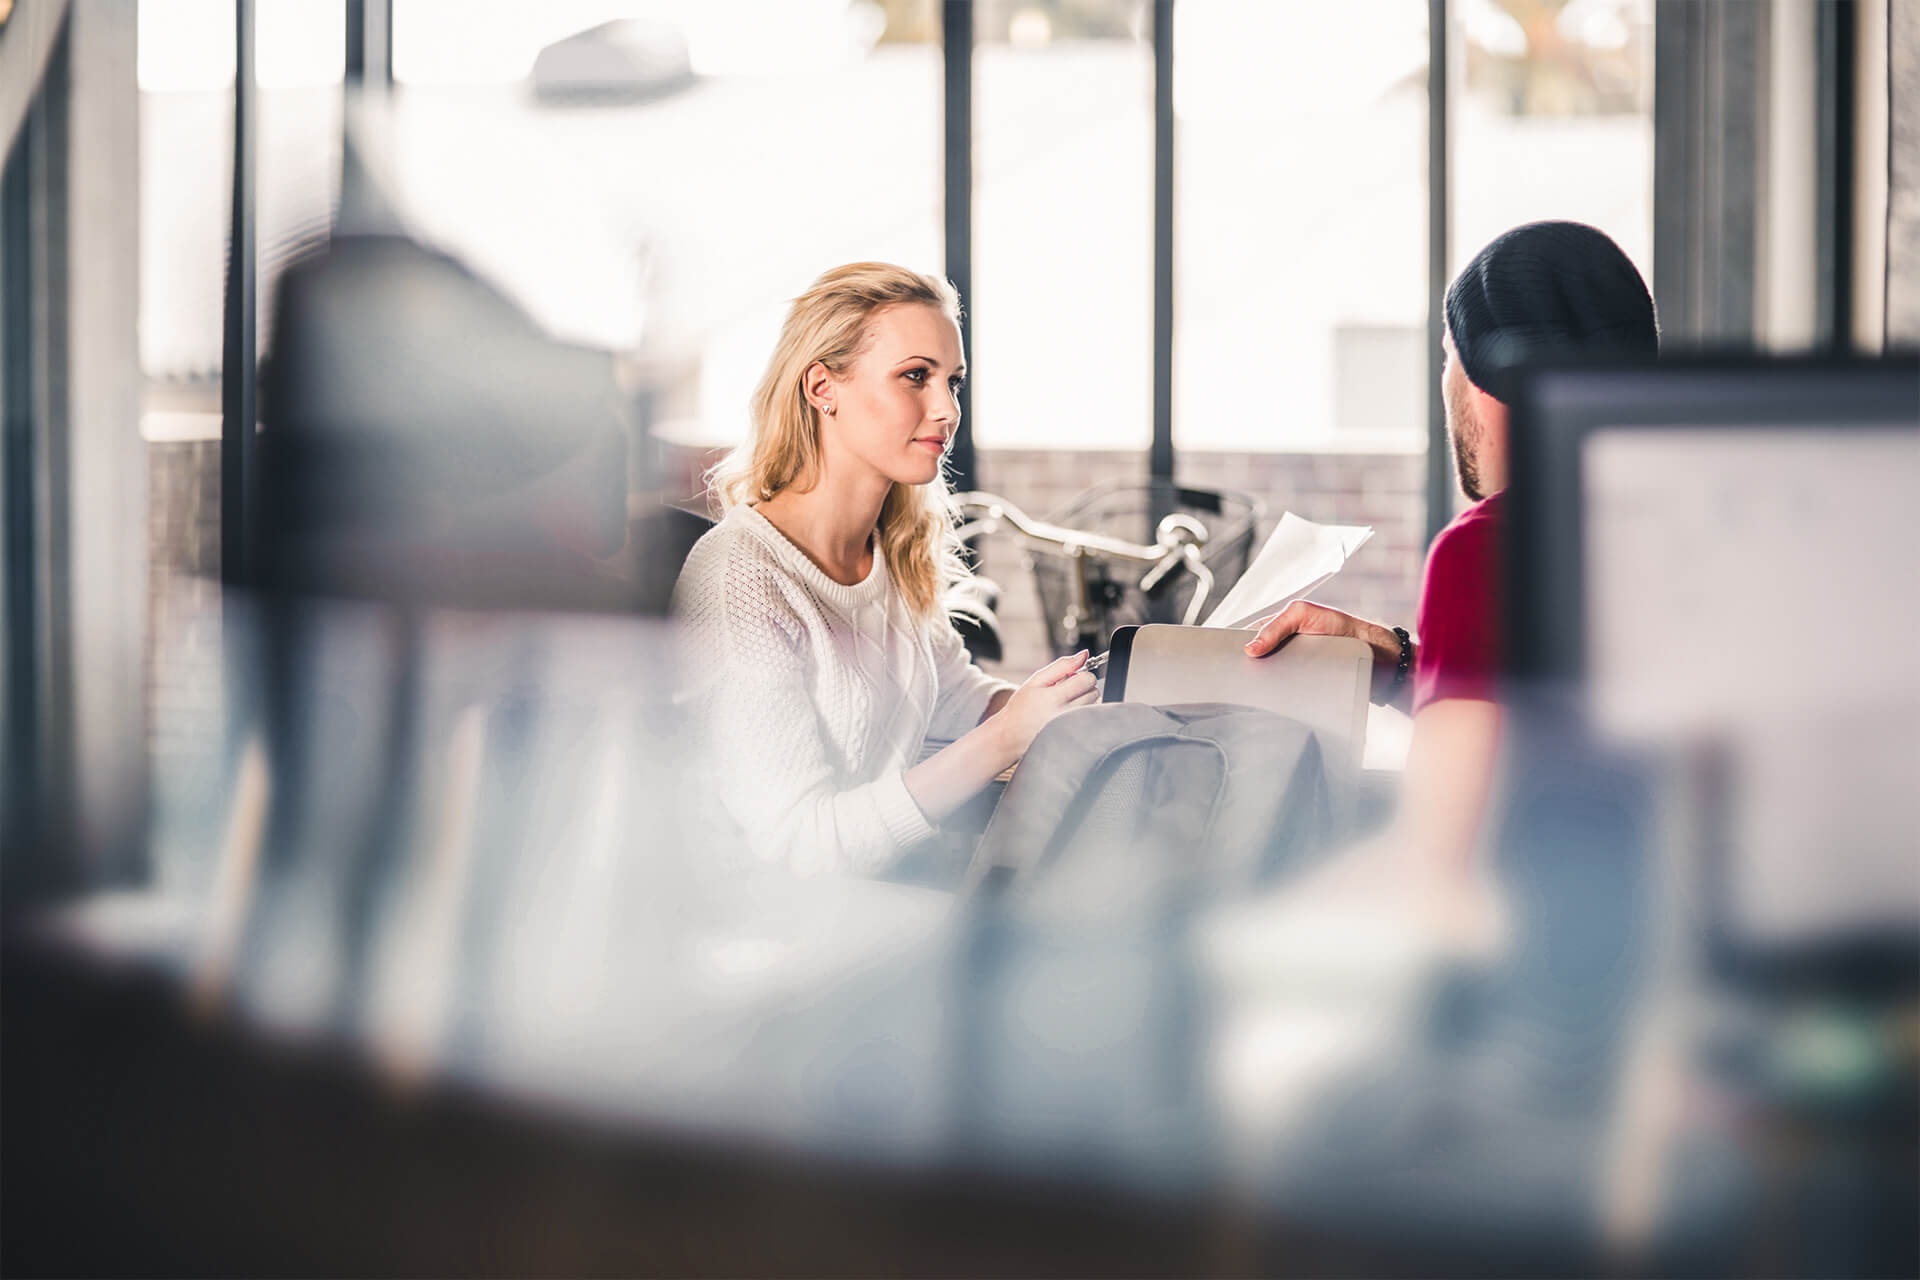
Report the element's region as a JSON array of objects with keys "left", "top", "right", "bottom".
[{"left": 1203, "top": 512, "right": 1374, "bottom": 630}]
